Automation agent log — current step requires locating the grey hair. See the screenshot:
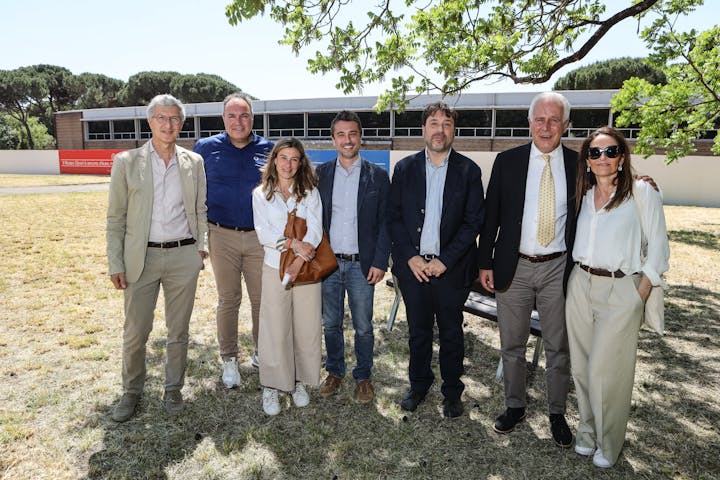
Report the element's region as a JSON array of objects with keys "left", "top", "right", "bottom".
[
  {"left": 147, "top": 94, "right": 186, "bottom": 122},
  {"left": 223, "top": 92, "right": 254, "bottom": 117},
  {"left": 528, "top": 92, "right": 571, "bottom": 122}
]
